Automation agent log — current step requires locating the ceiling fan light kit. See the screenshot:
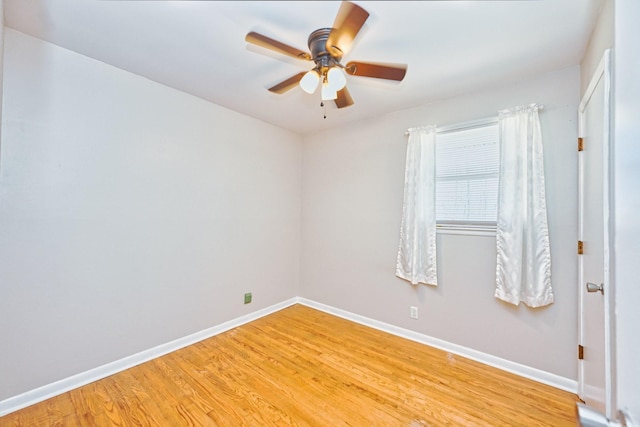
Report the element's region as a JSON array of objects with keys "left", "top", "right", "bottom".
[
  {"left": 321, "top": 85, "right": 338, "bottom": 102},
  {"left": 245, "top": 1, "right": 407, "bottom": 116},
  {"left": 300, "top": 70, "right": 320, "bottom": 94},
  {"left": 326, "top": 67, "right": 347, "bottom": 92}
]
